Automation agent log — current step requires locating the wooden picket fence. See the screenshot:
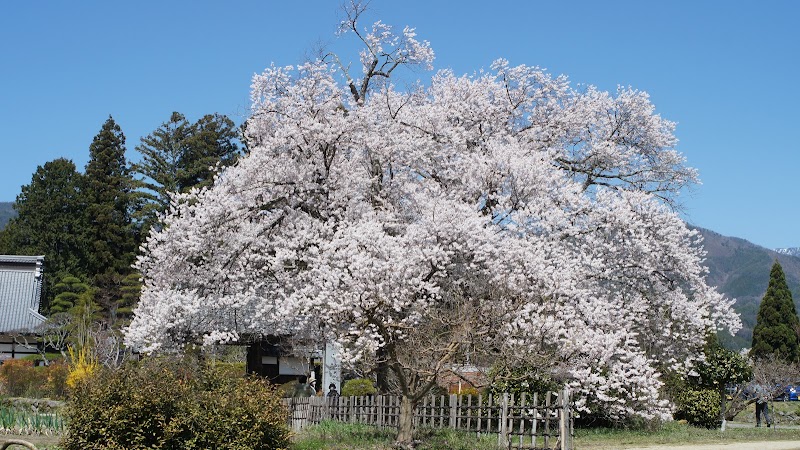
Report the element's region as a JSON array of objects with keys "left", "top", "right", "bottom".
[{"left": 283, "top": 389, "right": 573, "bottom": 450}]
